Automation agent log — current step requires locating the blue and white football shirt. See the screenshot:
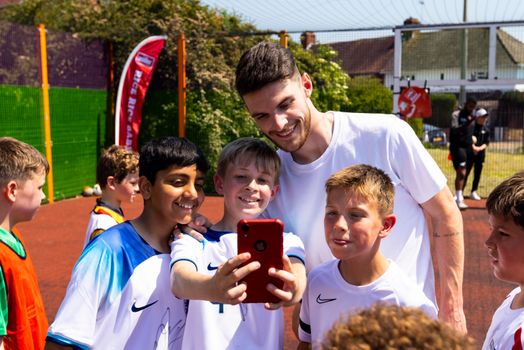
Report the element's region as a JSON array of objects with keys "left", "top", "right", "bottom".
[{"left": 48, "top": 221, "right": 186, "bottom": 349}]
